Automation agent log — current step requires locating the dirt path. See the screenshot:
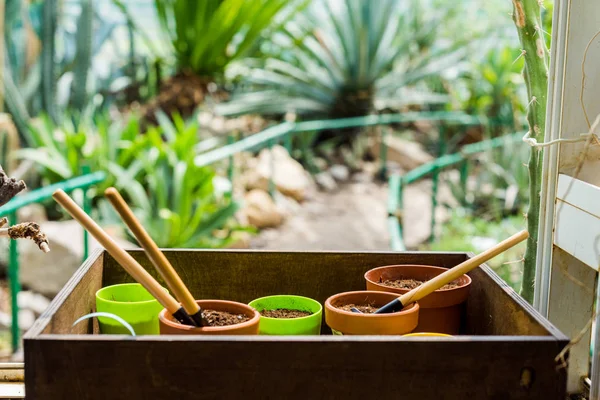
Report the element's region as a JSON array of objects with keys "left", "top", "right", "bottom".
[{"left": 251, "top": 179, "right": 448, "bottom": 251}]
